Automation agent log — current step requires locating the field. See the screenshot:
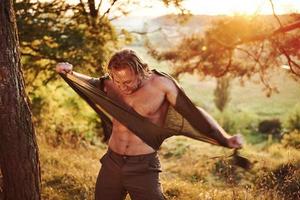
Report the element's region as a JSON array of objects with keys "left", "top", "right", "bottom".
[{"left": 40, "top": 136, "right": 300, "bottom": 200}]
